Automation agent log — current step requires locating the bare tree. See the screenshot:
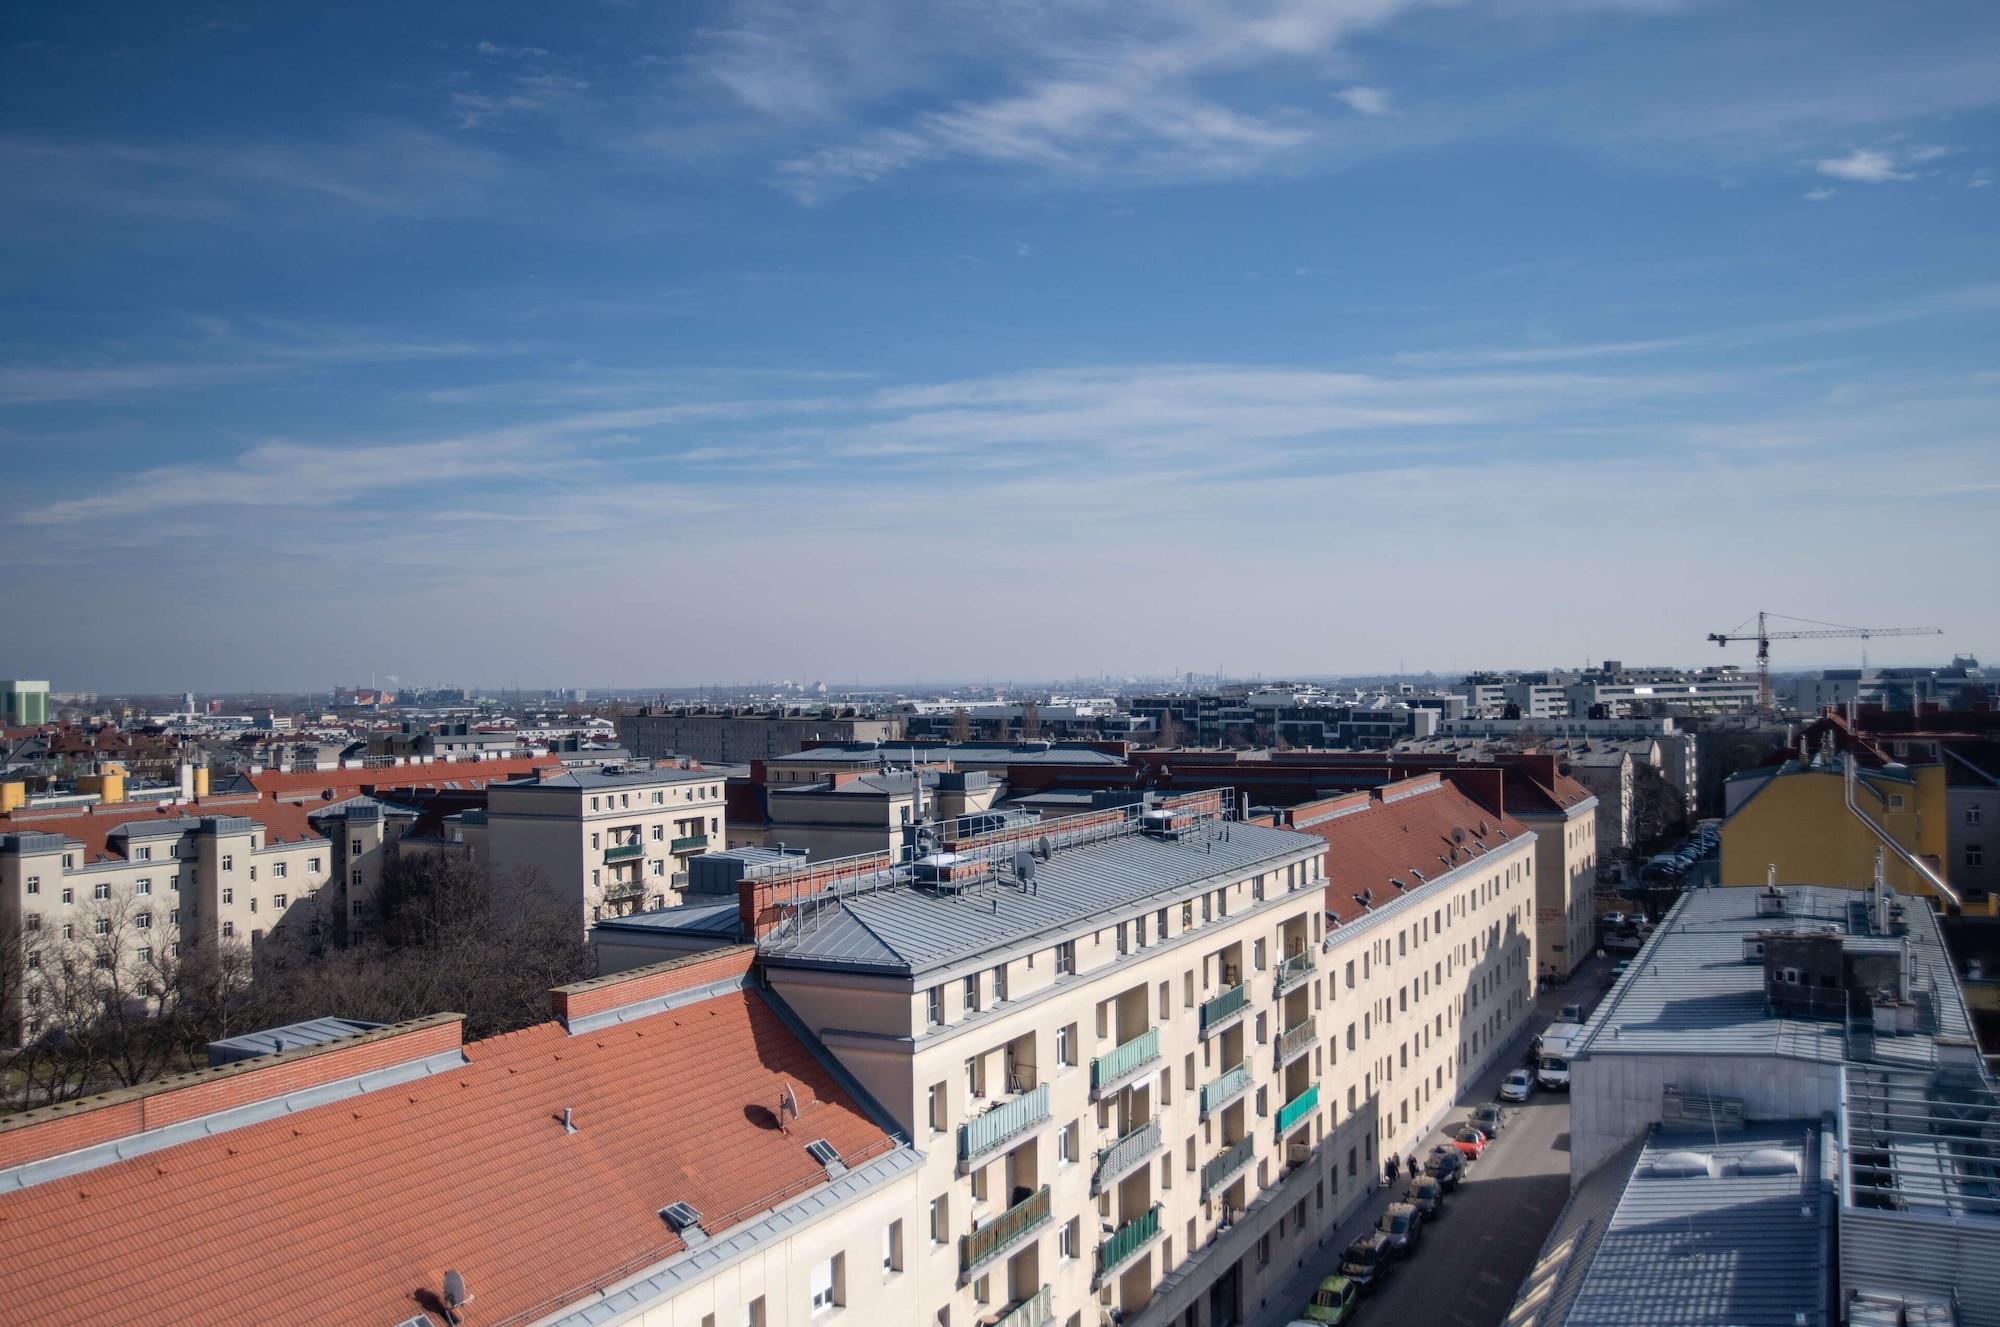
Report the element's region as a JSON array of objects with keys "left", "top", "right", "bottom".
[
  {"left": 1155, "top": 710, "right": 1183, "bottom": 749},
  {"left": 948, "top": 707, "right": 972, "bottom": 743},
  {"left": 1018, "top": 700, "right": 1042, "bottom": 740}
]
